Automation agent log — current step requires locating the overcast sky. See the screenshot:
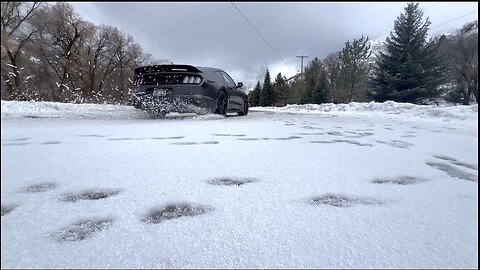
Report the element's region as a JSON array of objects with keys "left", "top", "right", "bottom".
[{"left": 69, "top": 2, "right": 478, "bottom": 88}]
